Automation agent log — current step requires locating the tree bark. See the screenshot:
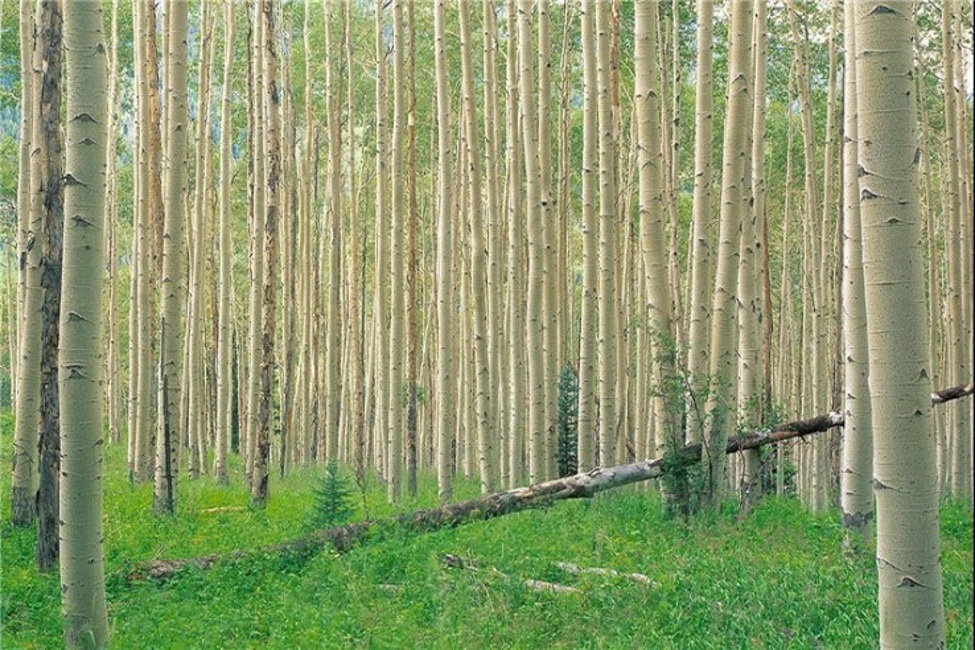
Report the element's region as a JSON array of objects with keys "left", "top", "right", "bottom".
[
  {"left": 60, "top": 2, "right": 111, "bottom": 644},
  {"left": 34, "top": 0, "right": 64, "bottom": 574}
]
